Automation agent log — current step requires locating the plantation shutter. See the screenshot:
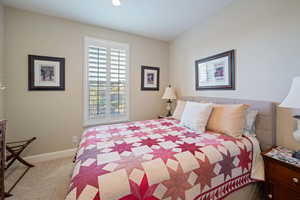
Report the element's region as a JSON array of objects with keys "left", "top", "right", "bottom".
[{"left": 85, "top": 38, "right": 129, "bottom": 125}]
